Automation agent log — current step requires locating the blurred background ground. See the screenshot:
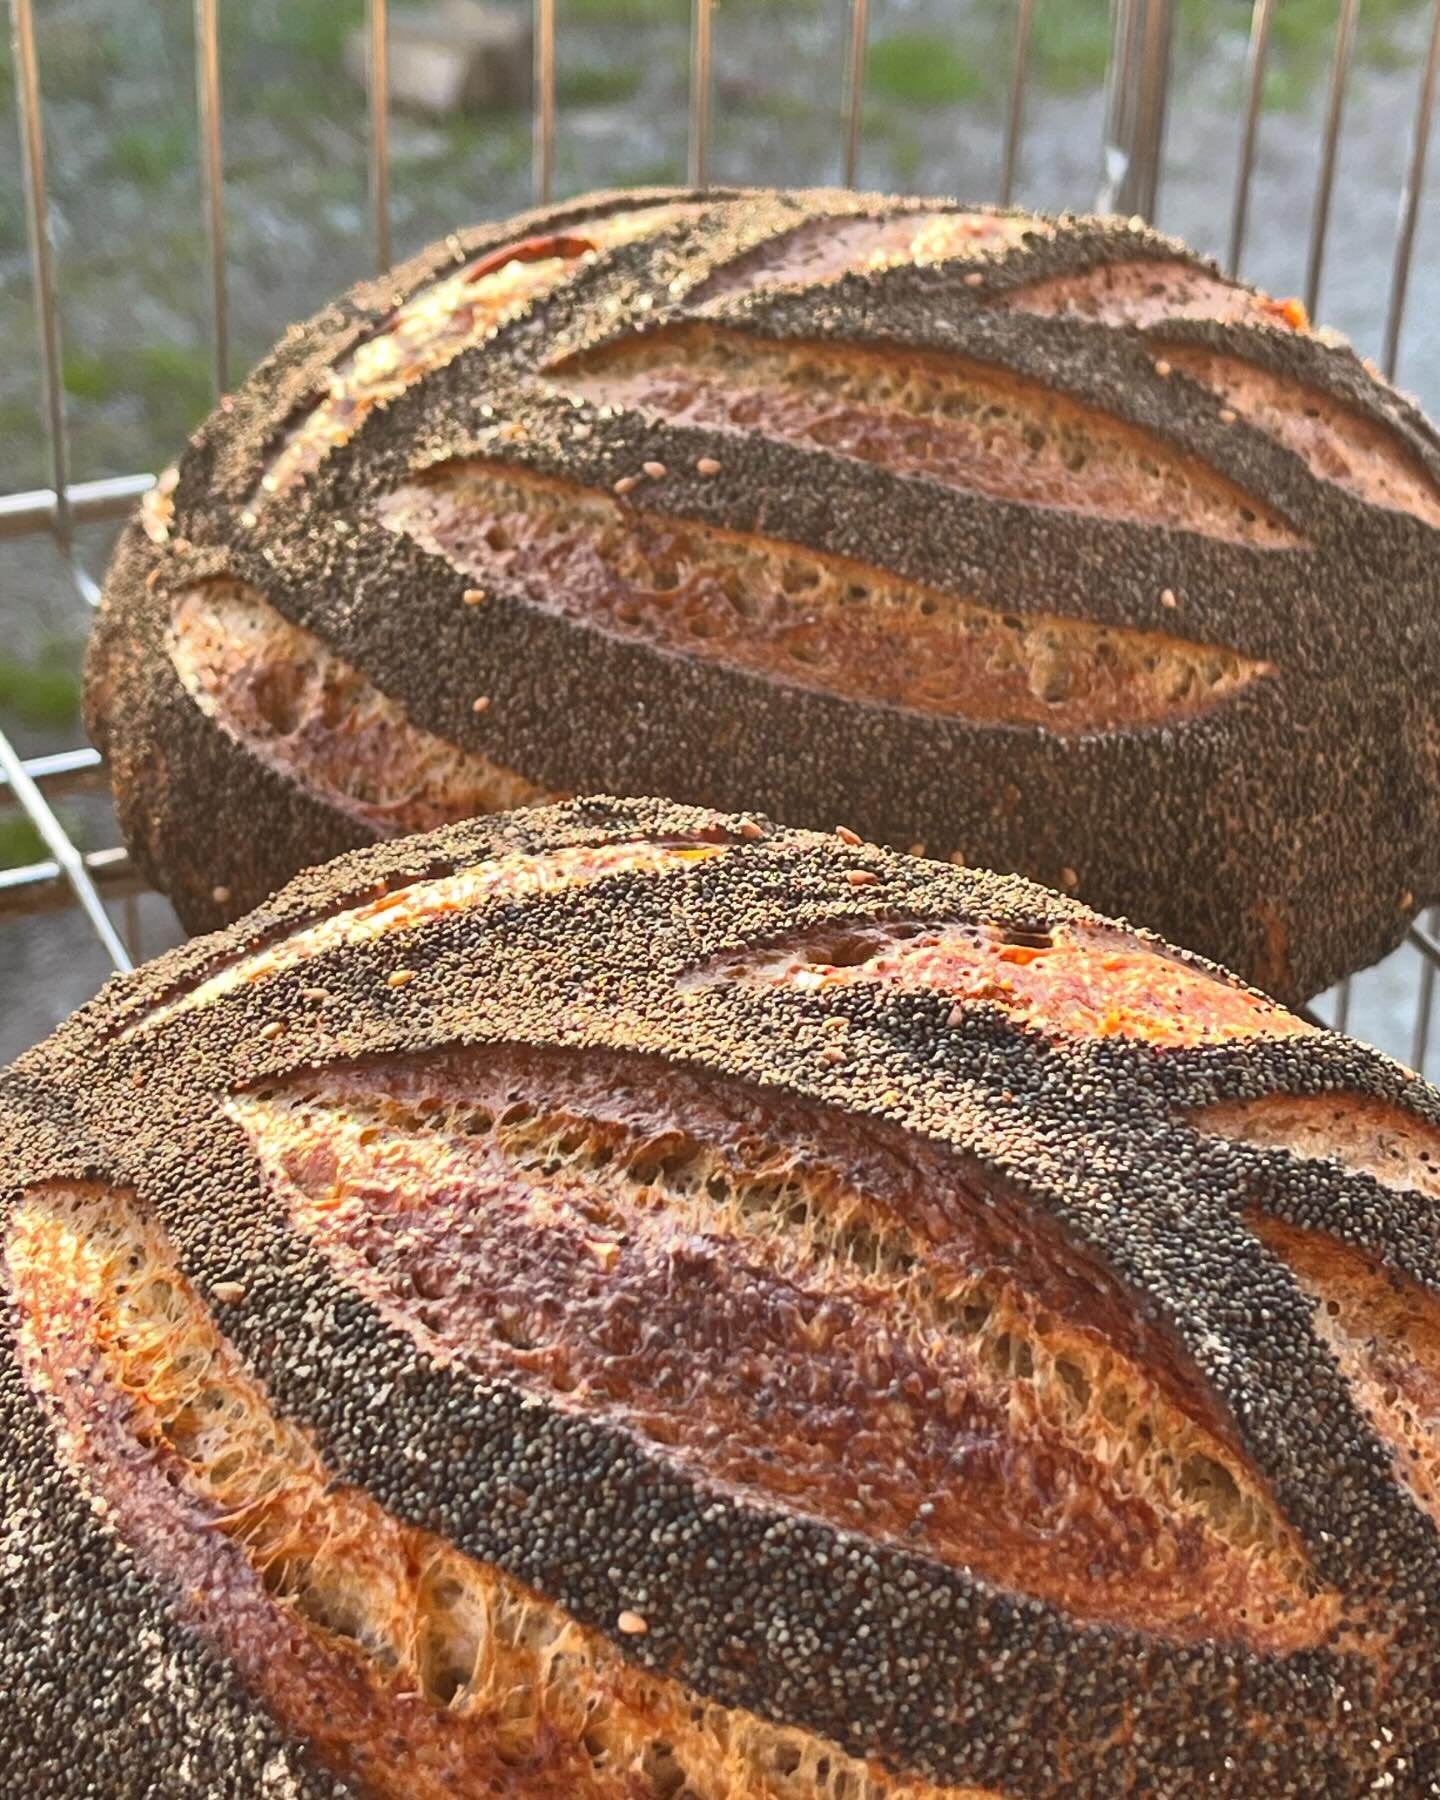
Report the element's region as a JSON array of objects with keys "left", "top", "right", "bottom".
[{"left": 1, "top": 0, "right": 1438, "bottom": 1061}]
